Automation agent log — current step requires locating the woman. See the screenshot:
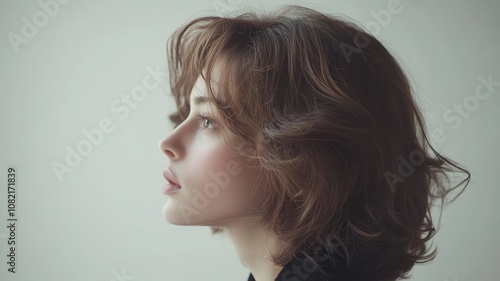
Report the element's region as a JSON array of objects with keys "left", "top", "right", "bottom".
[{"left": 159, "top": 5, "right": 470, "bottom": 281}]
